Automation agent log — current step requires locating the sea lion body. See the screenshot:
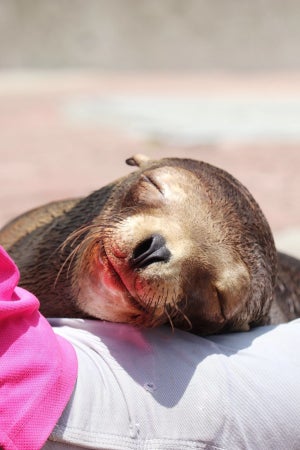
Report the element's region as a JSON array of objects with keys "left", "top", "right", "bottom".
[{"left": 1, "top": 156, "right": 299, "bottom": 335}]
